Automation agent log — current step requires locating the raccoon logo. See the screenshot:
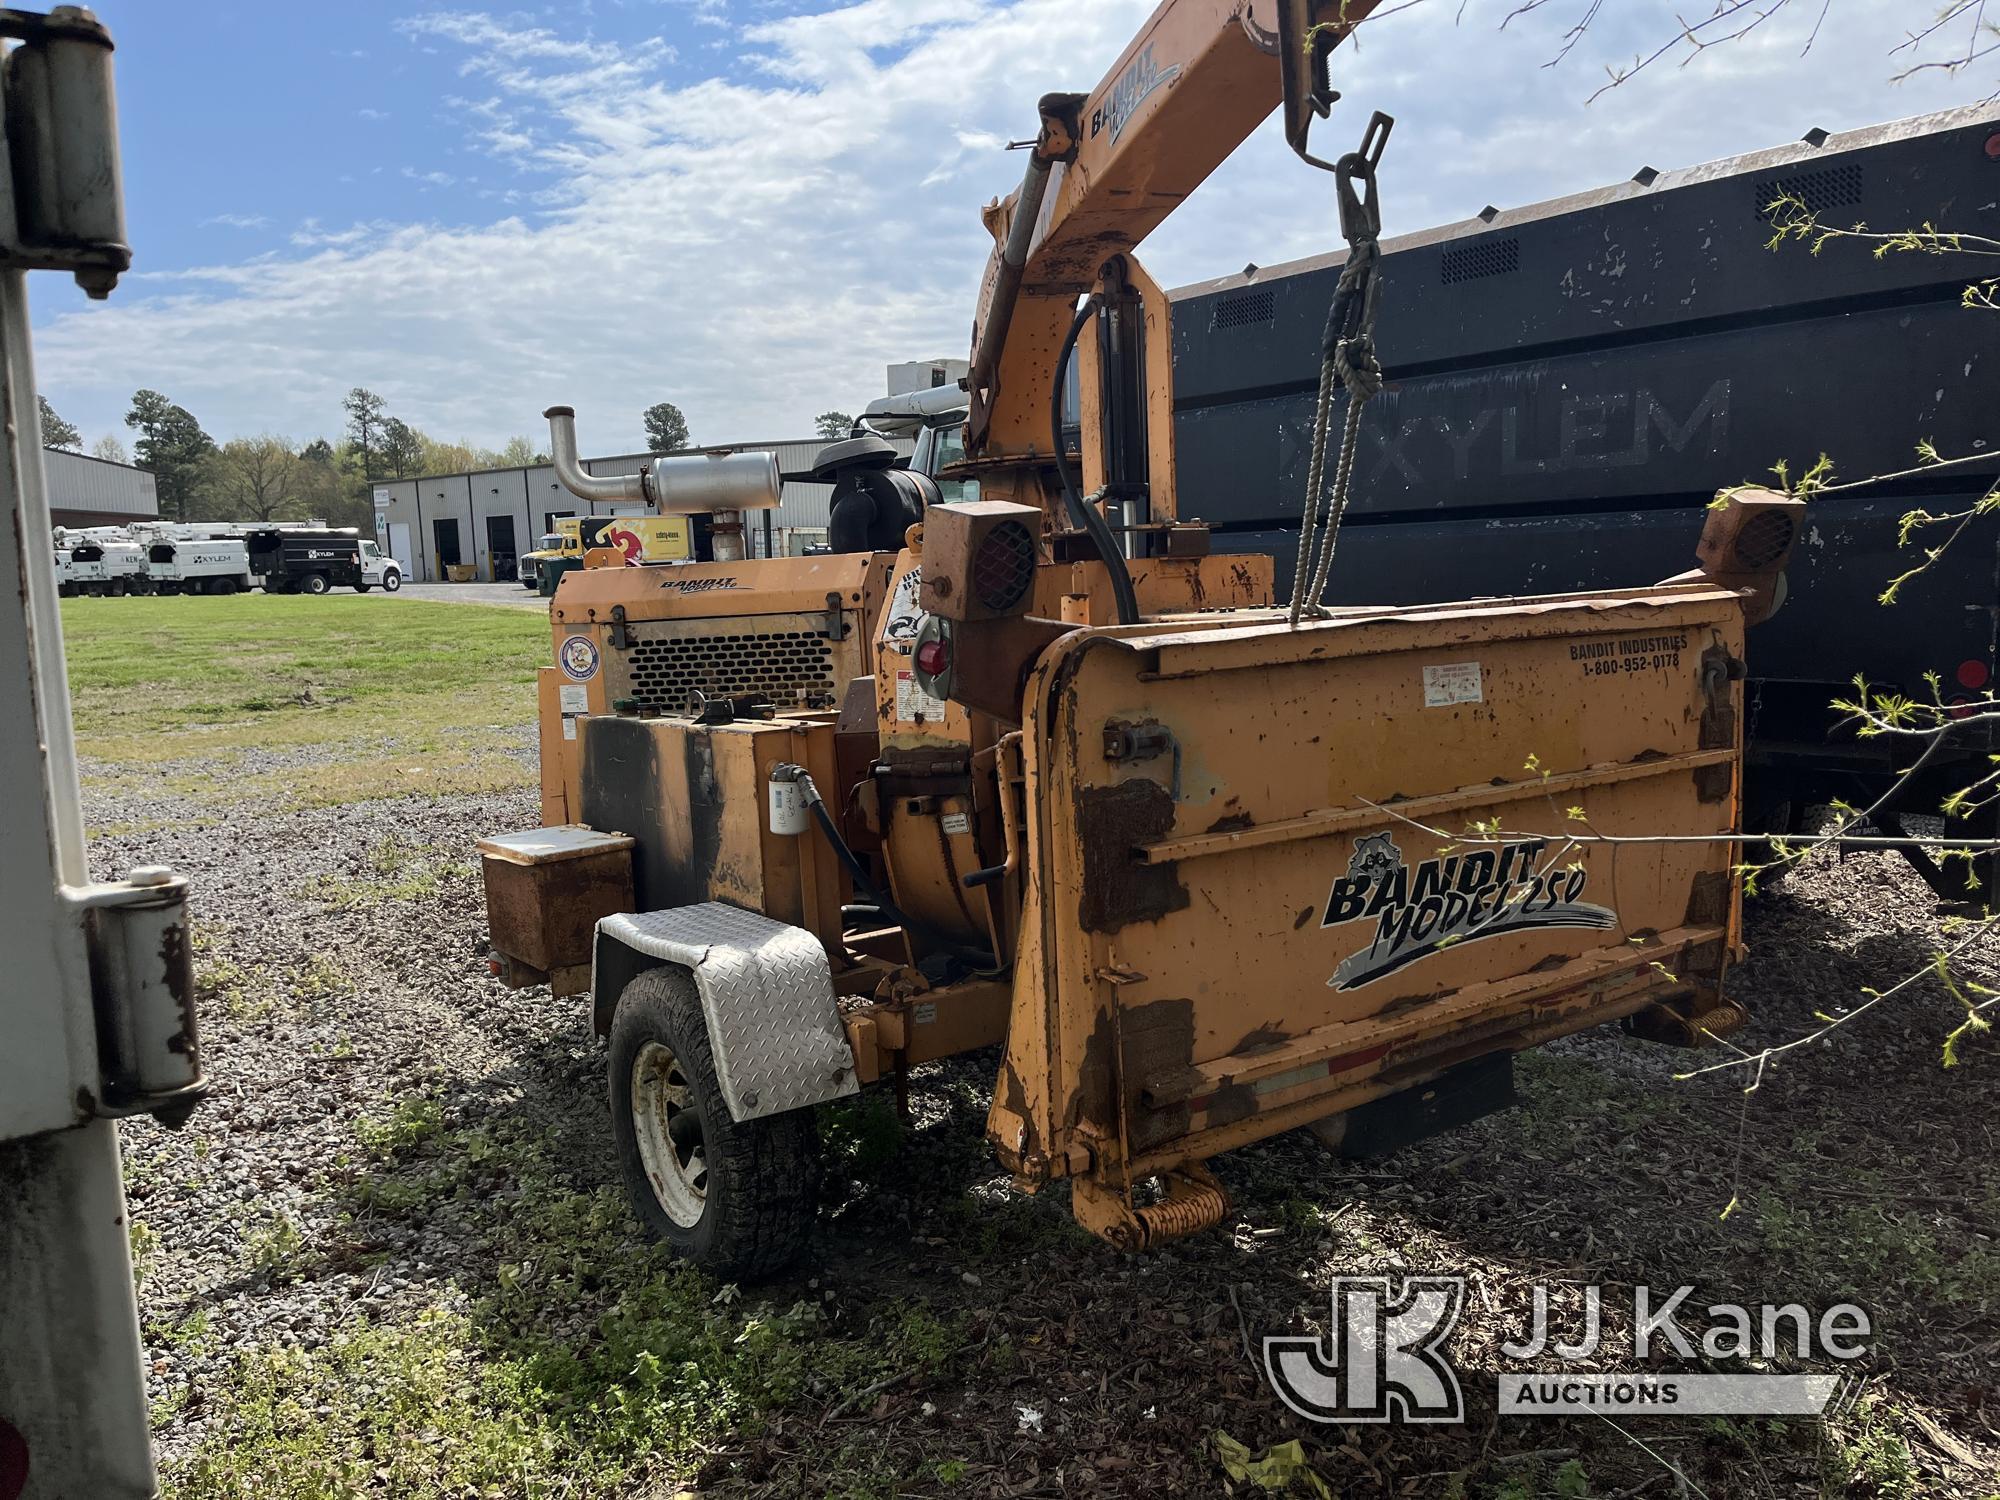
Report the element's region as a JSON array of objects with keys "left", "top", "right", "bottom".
[{"left": 1346, "top": 833, "right": 1404, "bottom": 885}]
